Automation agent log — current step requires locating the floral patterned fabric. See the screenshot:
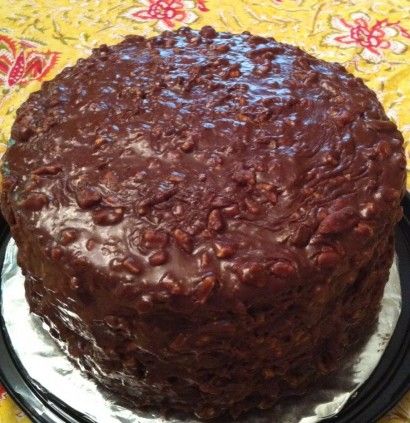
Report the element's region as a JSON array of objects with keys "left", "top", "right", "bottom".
[{"left": 0, "top": 1, "right": 408, "bottom": 422}]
